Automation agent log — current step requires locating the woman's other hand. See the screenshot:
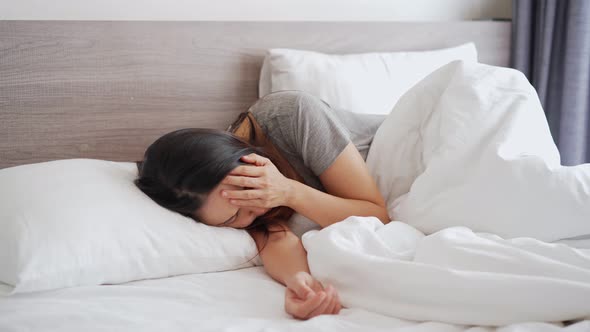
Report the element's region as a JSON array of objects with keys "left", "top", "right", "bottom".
[
  {"left": 221, "top": 153, "right": 294, "bottom": 209},
  {"left": 284, "top": 271, "right": 342, "bottom": 320}
]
